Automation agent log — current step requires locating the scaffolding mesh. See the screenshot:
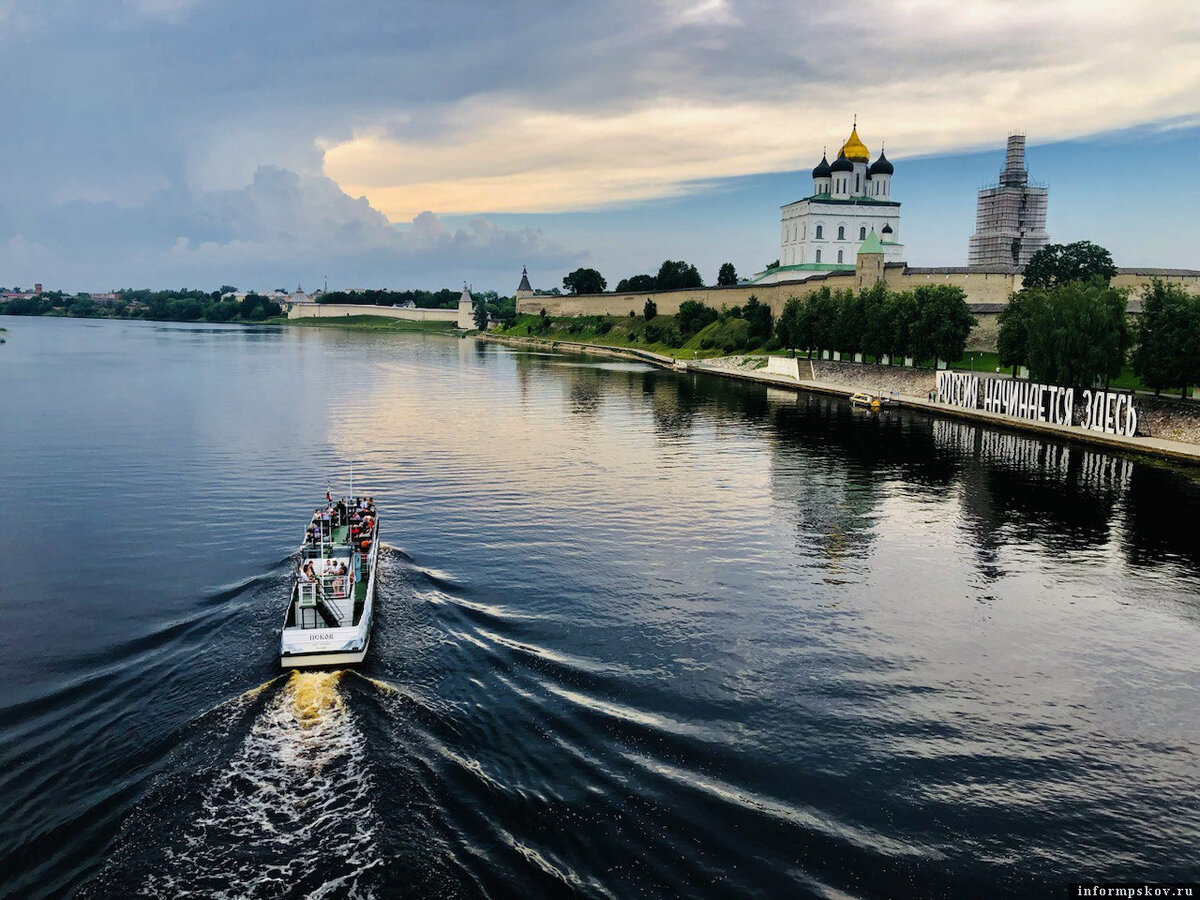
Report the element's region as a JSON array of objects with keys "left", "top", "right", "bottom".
[{"left": 968, "top": 135, "right": 1049, "bottom": 270}]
